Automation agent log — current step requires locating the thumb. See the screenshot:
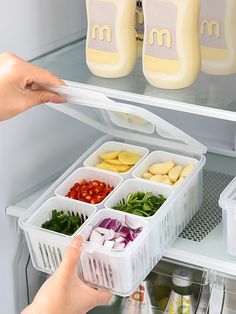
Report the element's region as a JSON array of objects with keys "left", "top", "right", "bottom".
[
  {"left": 59, "top": 236, "right": 83, "bottom": 276},
  {"left": 25, "top": 89, "right": 65, "bottom": 107}
]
